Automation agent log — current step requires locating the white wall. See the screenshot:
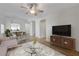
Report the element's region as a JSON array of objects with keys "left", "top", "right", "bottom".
[{"left": 46, "top": 6, "right": 79, "bottom": 51}]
